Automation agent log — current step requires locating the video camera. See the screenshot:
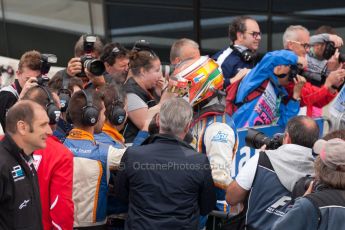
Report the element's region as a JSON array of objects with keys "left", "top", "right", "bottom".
[
  {"left": 37, "top": 53, "right": 57, "bottom": 86},
  {"left": 245, "top": 128, "right": 284, "bottom": 150},
  {"left": 132, "top": 39, "right": 175, "bottom": 78},
  {"left": 76, "top": 35, "right": 105, "bottom": 78}
]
